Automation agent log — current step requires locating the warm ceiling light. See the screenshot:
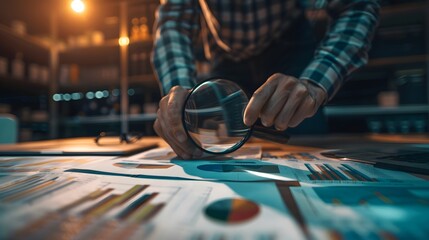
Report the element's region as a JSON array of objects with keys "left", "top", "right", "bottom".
[
  {"left": 71, "top": 0, "right": 85, "bottom": 13},
  {"left": 118, "top": 37, "right": 130, "bottom": 46}
]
